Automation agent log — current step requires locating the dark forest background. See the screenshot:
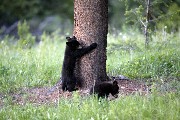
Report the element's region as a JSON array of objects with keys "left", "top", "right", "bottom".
[{"left": 0, "top": 0, "right": 179, "bottom": 37}]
